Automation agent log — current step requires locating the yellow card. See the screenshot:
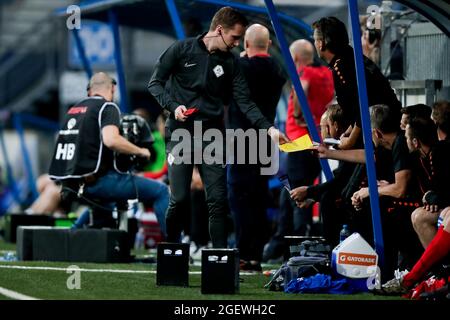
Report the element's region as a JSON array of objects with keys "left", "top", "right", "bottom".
[{"left": 279, "top": 134, "right": 313, "bottom": 152}]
